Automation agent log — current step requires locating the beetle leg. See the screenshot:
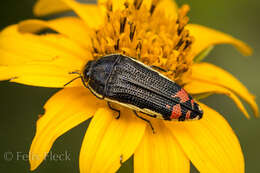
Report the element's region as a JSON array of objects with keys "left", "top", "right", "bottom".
[
  {"left": 150, "top": 65, "right": 168, "bottom": 72},
  {"left": 107, "top": 102, "right": 121, "bottom": 119},
  {"left": 133, "top": 111, "right": 155, "bottom": 134}
]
